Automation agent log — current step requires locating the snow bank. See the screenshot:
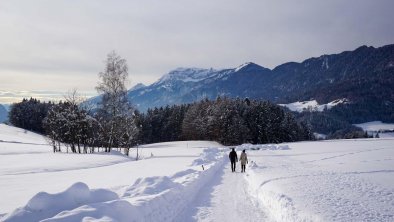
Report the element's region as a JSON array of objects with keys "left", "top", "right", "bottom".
[
  {"left": 4, "top": 148, "right": 225, "bottom": 222},
  {"left": 123, "top": 176, "right": 182, "bottom": 198},
  {"left": 3, "top": 182, "right": 118, "bottom": 222},
  {"left": 245, "top": 170, "right": 320, "bottom": 222},
  {"left": 236, "top": 143, "right": 290, "bottom": 151},
  {"left": 192, "top": 147, "right": 223, "bottom": 165}
]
